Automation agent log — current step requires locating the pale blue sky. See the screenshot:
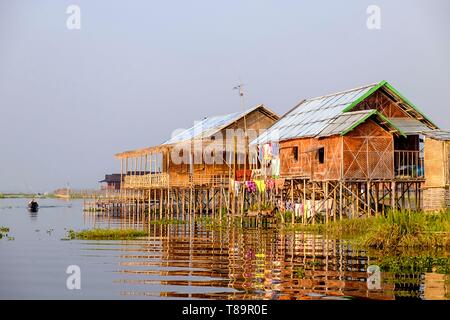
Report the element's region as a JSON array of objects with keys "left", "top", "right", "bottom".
[{"left": 0, "top": 0, "right": 449, "bottom": 192}]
